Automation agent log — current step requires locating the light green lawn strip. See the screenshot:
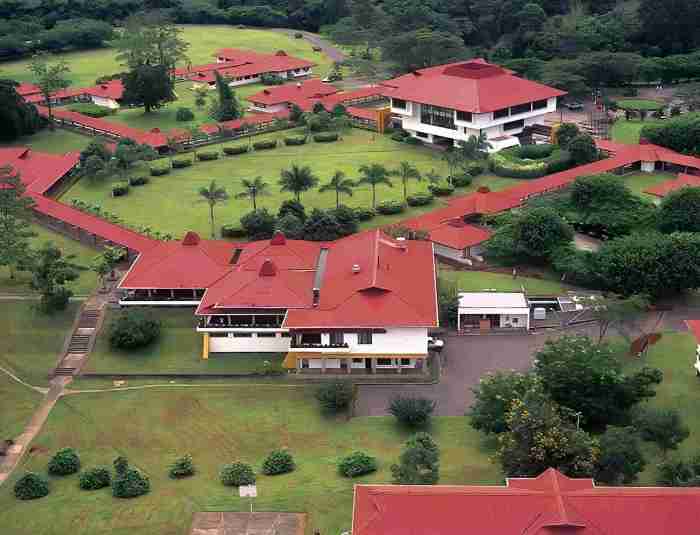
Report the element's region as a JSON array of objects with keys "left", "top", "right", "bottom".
[
  {"left": 615, "top": 99, "right": 664, "bottom": 111},
  {"left": 0, "top": 129, "right": 93, "bottom": 154},
  {"left": 0, "top": 373, "right": 42, "bottom": 438},
  {"left": 439, "top": 270, "right": 568, "bottom": 295},
  {"left": 610, "top": 119, "right": 662, "bottom": 144},
  {"left": 85, "top": 308, "right": 282, "bottom": 374},
  {"left": 622, "top": 172, "right": 675, "bottom": 199},
  {"left": 0, "top": 385, "right": 501, "bottom": 535}
]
